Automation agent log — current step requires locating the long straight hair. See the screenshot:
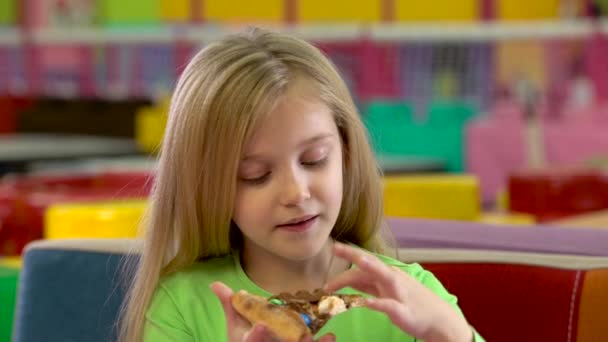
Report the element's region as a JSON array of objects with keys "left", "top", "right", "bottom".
[{"left": 119, "top": 28, "right": 390, "bottom": 342}]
